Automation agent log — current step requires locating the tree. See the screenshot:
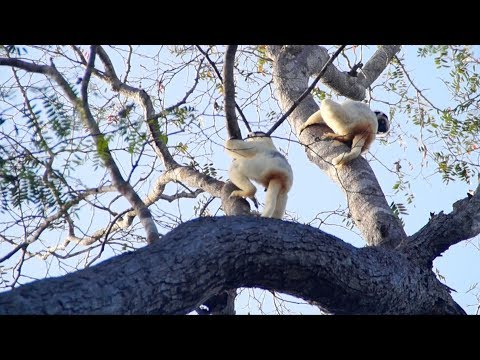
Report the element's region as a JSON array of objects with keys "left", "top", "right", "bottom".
[{"left": 0, "top": 45, "right": 478, "bottom": 314}]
